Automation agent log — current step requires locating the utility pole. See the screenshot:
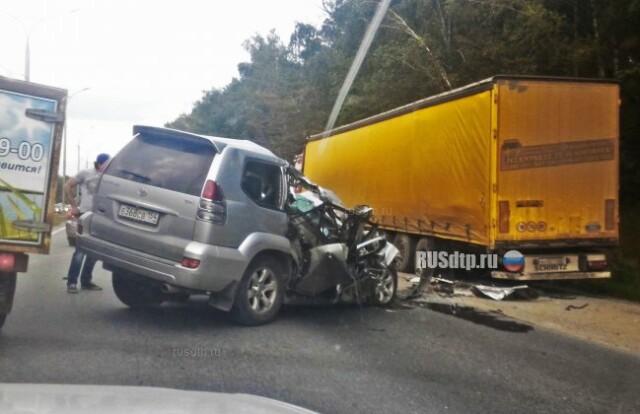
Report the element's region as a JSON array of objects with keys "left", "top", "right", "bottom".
[{"left": 61, "top": 87, "right": 90, "bottom": 205}]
